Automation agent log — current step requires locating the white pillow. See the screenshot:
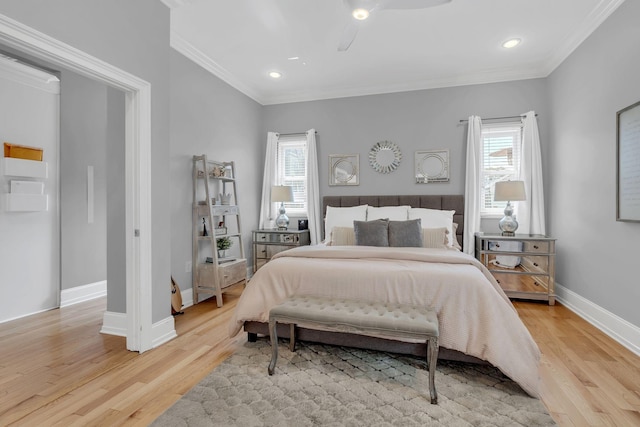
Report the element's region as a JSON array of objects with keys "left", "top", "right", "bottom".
[
  {"left": 408, "top": 208, "right": 456, "bottom": 247},
  {"left": 324, "top": 205, "right": 368, "bottom": 244},
  {"left": 367, "top": 205, "right": 410, "bottom": 221}
]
